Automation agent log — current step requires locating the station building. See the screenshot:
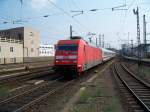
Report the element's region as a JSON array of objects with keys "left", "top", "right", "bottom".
[
  {"left": 0, "top": 27, "right": 40, "bottom": 64},
  {"left": 39, "top": 44, "right": 55, "bottom": 56}
]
